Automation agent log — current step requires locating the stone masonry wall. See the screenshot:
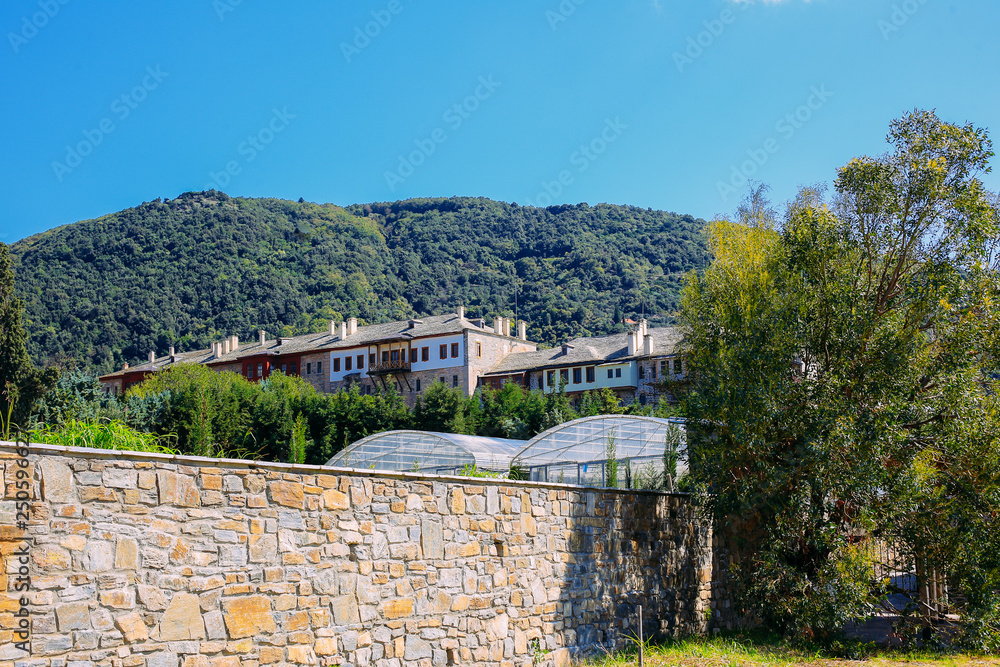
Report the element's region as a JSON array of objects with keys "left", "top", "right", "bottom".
[{"left": 1, "top": 443, "right": 715, "bottom": 667}]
